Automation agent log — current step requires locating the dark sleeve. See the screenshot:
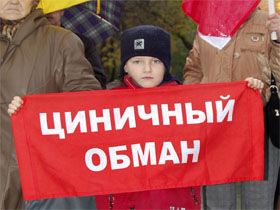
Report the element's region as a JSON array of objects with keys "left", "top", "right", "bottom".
[{"left": 77, "top": 34, "right": 107, "bottom": 89}]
